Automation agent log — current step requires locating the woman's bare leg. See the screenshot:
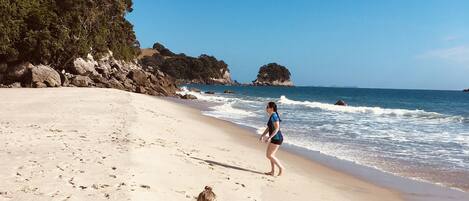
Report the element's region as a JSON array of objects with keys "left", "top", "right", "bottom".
[
  {"left": 265, "top": 145, "right": 275, "bottom": 175},
  {"left": 267, "top": 143, "right": 284, "bottom": 176}
]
